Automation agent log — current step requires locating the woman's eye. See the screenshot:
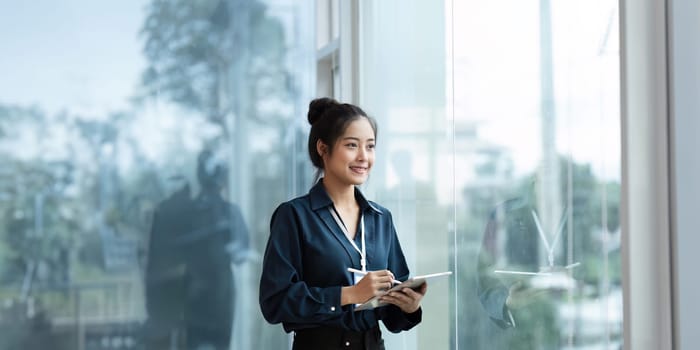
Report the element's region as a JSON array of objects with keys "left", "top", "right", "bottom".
[
  {"left": 346, "top": 143, "right": 358, "bottom": 148},
  {"left": 367, "top": 144, "right": 376, "bottom": 150}
]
